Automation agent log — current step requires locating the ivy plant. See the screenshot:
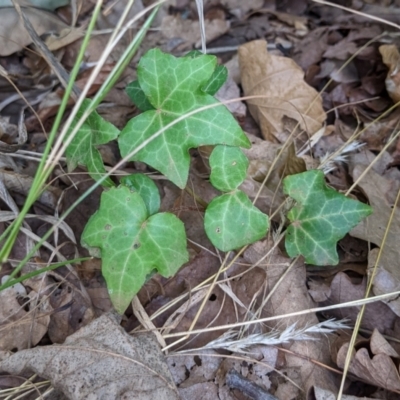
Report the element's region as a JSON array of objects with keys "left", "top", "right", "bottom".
[
  {"left": 118, "top": 48, "right": 250, "bottom": 189},
  {"left": 82, "top": 182, "right": 188, "bottom": 314},
  {"left": 66, "top": 49, "right": 373, "bottom": 314},
  {"left": 65, "top": 99, "right": 120, "bottom": 187},
  {"left": 283, "top": 170, "right": 372, "bottom": 265},
  {"left": 205, "top": 145, "right": 269, "bottom": 251}
]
